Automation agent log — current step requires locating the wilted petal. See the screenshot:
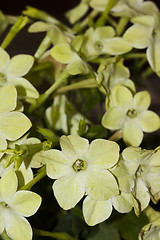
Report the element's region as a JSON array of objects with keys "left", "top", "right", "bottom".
[
  {"left": 11, "top": 190, "right": 41, "bottom": 217},
  {"left": 0, "top": 47, "right": 9, "bottom": 72},
  {"left": 138, "top": 110, "right": 160, "bottom": 132},
  {"left": 146, "top": 166, "right": 160, "bottom": 201},
  {"left": 6, "top": 212, "right": 32, "bottom": 240},
  {"left": 112, "top": 192, "right": 133, "bottom": 213},
  {"left": 0, "top": 85, "right": 17, "bottom": 113},
  {"left": 9, "top": 77, "right": 39, "bottom": 99},
  {"left": 133, "top": 91, "right": 151, "bottom": 111},
  {"left": 60, "top": 135, "right": 89, "bottom": 161},
  {"left": 135, "top": 177, "right": 150, "bottom": 211},
  {"left": 43, "top": 149, "right": 73, "bottom": 179},
  {"left": 123, "top": 120, "right": 143, "bottom": 146},
  {"left": 6, "top": 55, "right": 34, "bottom": 79},
  {"left": 0, "top": 171, "right": 17, "bottom": 201},
  {"left": 87, "top": 139, "right": 119, "bottom": 168},
  {"left": 83, "top": 196, "right": 112, "bottom": 226},
  {"left": 86, "top": 166, "right": 119, "bottom": 200},
  {"left": 53, "top": 174, "right": 85, "bottom": 210},
  {"left": 0, "top": 112, "right": 32, "bottom": 141},
  {"left": 102, "top": 107, "right": 125, "bottom": 130}
]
